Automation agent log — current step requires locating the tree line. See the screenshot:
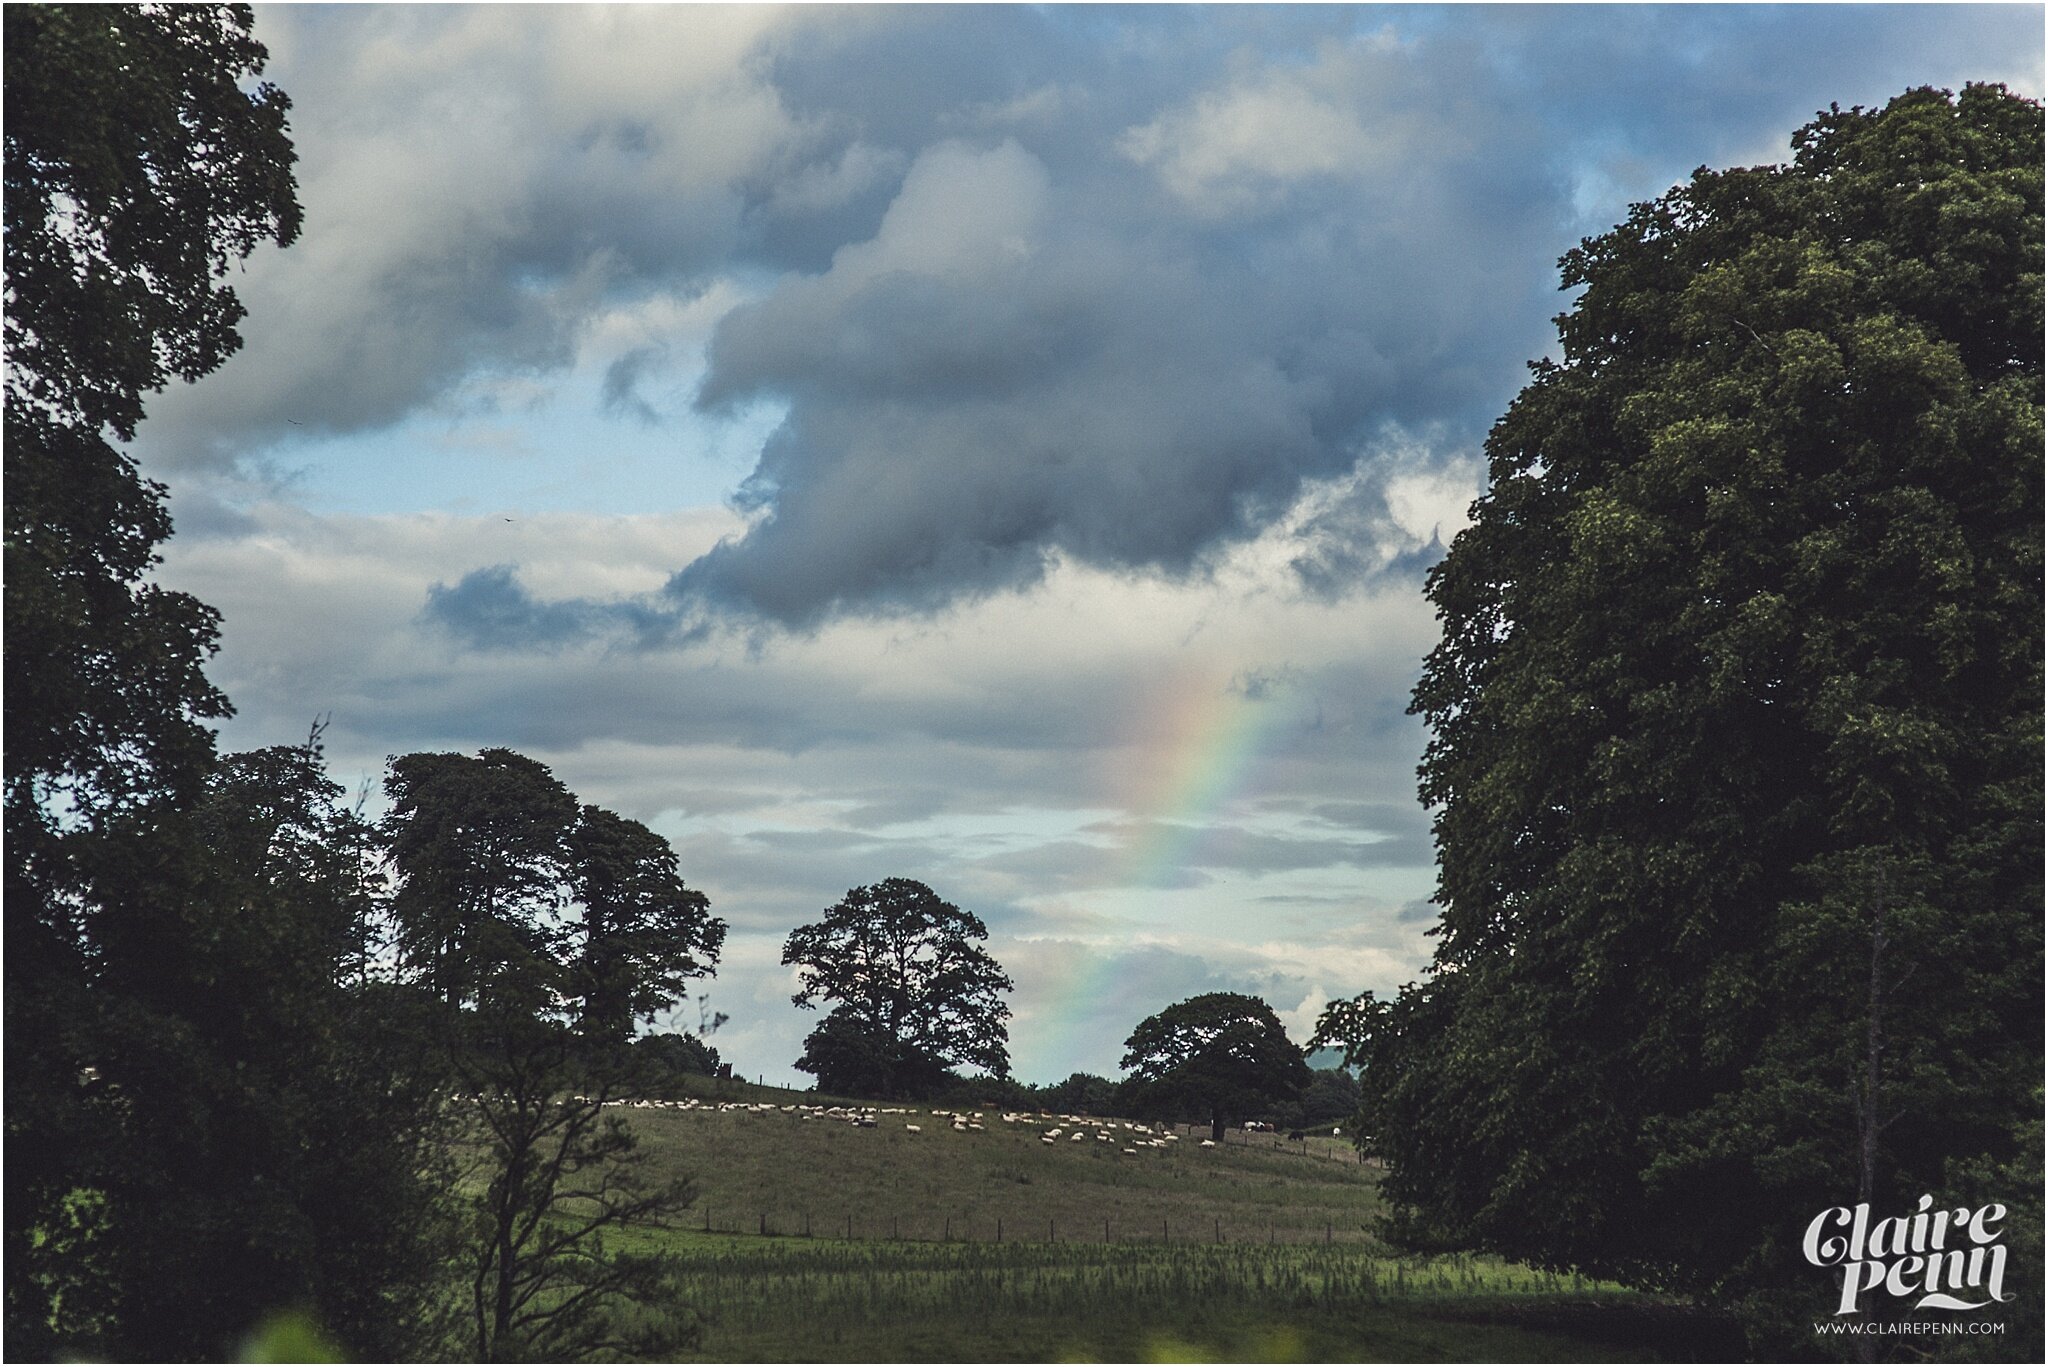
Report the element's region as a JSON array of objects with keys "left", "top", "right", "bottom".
[{"left": 775, "top": 883, "right": 1341, "bottom": 1142}]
